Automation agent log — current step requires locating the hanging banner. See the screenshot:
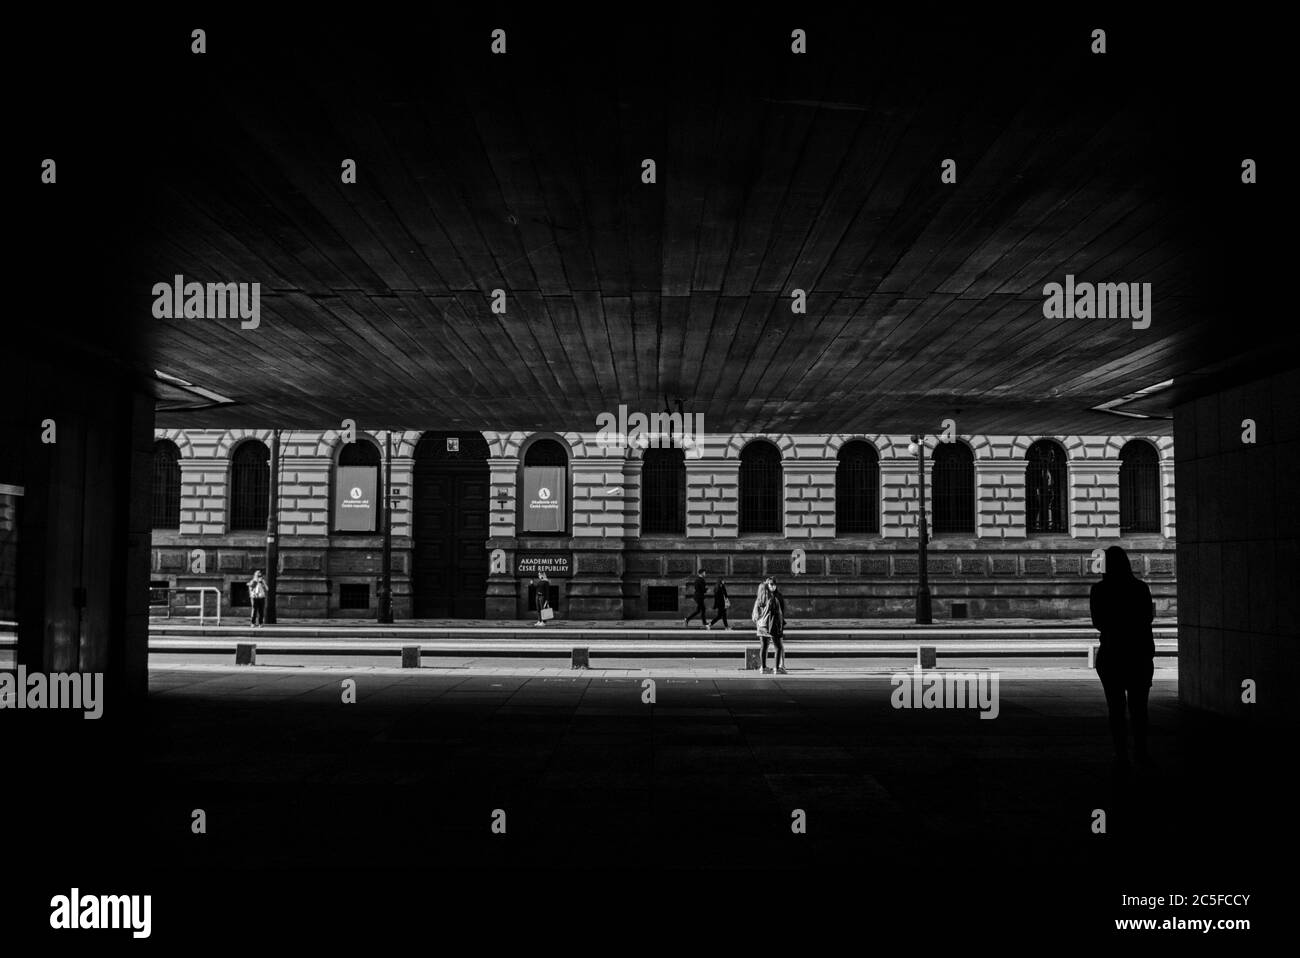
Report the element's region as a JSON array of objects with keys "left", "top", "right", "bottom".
[
  {"left": 522, "top": 466, "right": 564, "bottom": 533},
  {"left": 334, "top": 466, "right": 378, "bottom": 532}
]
